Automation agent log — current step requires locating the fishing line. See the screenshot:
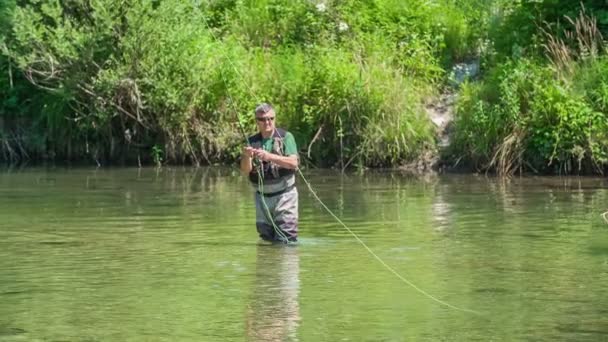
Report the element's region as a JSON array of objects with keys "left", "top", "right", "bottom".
[
  {"left": 201, "top": 12, "right": 480, "bottom": 314},
  {"left": 296, "top": 170, "right": 480, "bottom": 314}
]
